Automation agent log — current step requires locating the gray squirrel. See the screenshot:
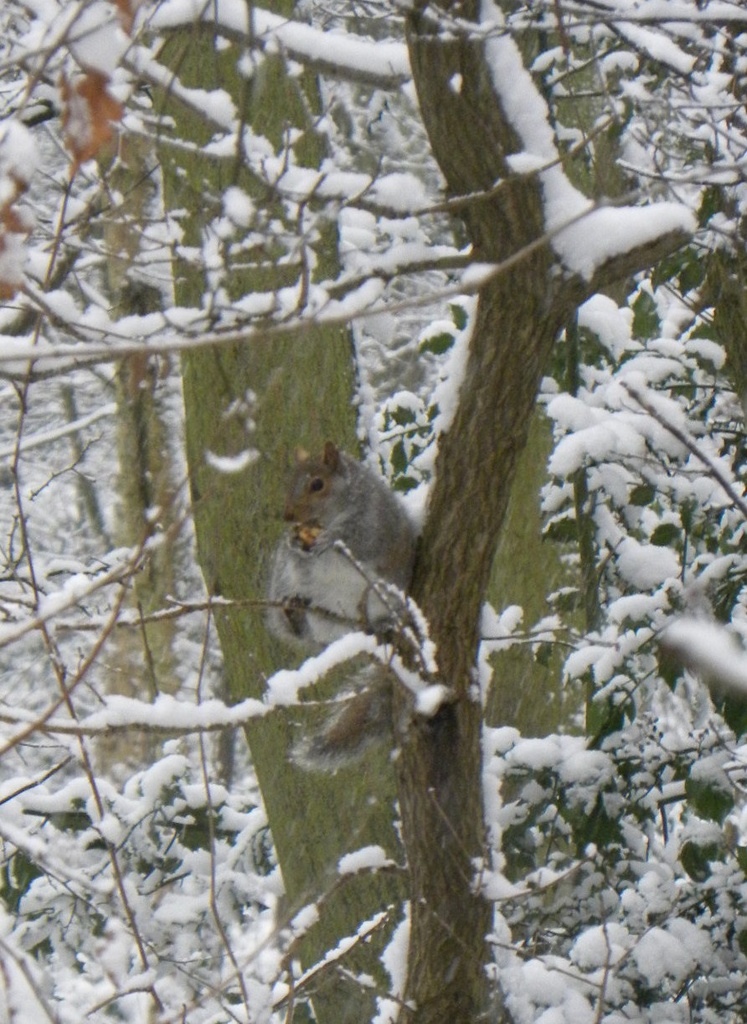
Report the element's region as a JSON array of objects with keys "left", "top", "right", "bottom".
[{"left": 266, "top": 441, "right": 417, "bottom": 768}]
